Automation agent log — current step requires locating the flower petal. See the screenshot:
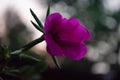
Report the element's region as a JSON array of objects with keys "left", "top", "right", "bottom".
[
  {"left": 54, "top": 18, "right": 91, "bottom": 43},
  {"left": 61, "top": 42, "right": 87, "bottom": 60},
  {"left": 44, "top": 13, "right": 62, "bottom": 33},
  {"left": 45, "top": 34, "right": 63, "bottom": 56}
]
